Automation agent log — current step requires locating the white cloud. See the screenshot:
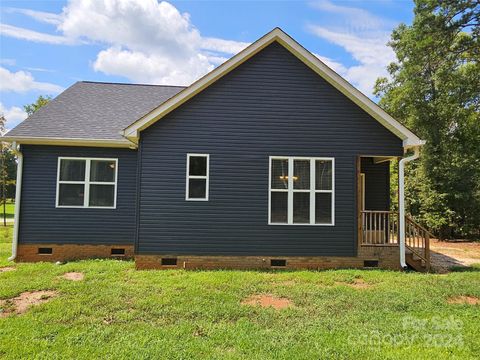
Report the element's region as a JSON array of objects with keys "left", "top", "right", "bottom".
[
  {"left": 200, "top": 38, "right": 250, "bottom": 54},
  {"left": 2, "top": 0, "right": 250, "bottom": 86},
  {"left": 0, "top": 58, "right": 16, "bottom": 66},
  {"left": 308, "top": 1, "right": 397, "bottom": 95},
  {"left": 0, "top": 102, "right": 28, "bottom": 131},
  {"left": 93, "top": 47, "right": 213, "bottom": 85},
  {"left": 310, "top": 0, "right": 393, "bottom": 32},
  {"left": 0, "top": 23, "right": 72, "bottom": 45},
  {"left": 313, "top": 53, "right": 347, "bottom": 74},
  {"left": 6, "top": 7, "right": 63, "bottom": 25},
  {"left": 309, "top": 26, "right": 395, "bottom": 66},
  {"left": 0, "top": 67, "right": 64, "bottom": 93}
]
